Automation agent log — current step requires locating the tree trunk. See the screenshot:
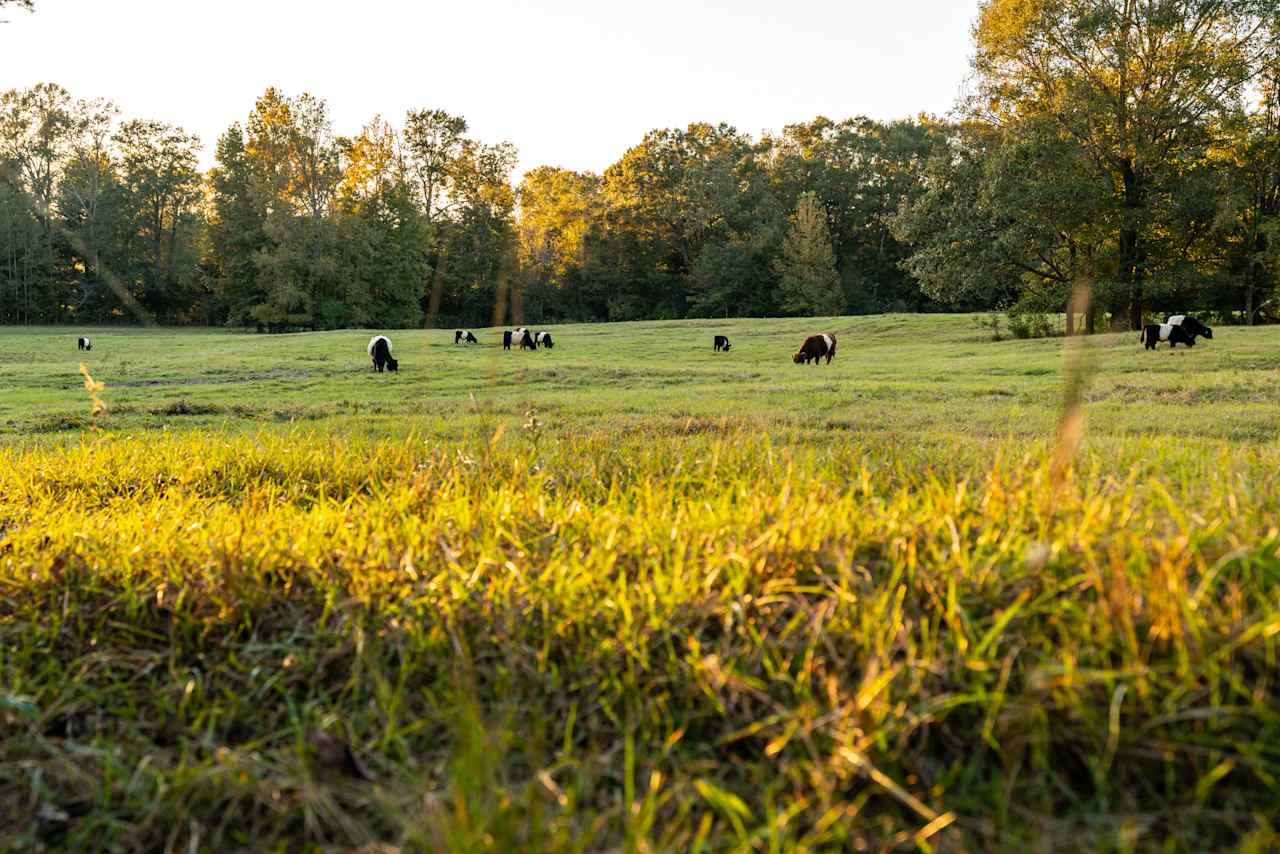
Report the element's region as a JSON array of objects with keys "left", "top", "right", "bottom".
[
  {"left": 1245, "top": 274, "right": 1255, "bottom": 326},
  {"left": 1118, "top": 158, "right": 1145, "bottom": 330}
]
